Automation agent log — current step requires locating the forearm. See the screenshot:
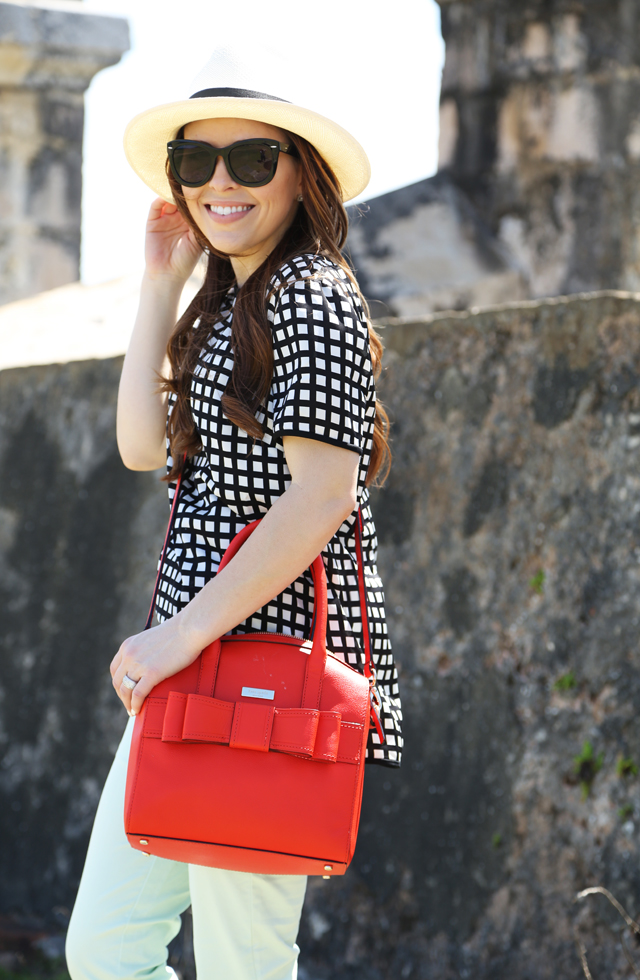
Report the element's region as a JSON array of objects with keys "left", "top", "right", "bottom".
[
  {"left": 116, "top": 273, "right": 185, "bottom": 470},
  {"left": 171, "top": 478, "right": 356, "bottom": 651}
]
